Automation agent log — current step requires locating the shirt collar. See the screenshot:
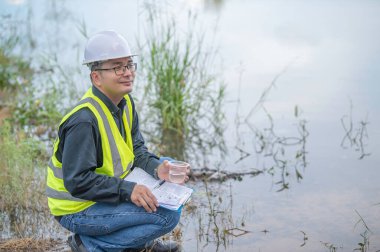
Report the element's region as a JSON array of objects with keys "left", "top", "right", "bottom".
[{"left": 92, "top": 86, "right": 126, "bottom": 114}]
